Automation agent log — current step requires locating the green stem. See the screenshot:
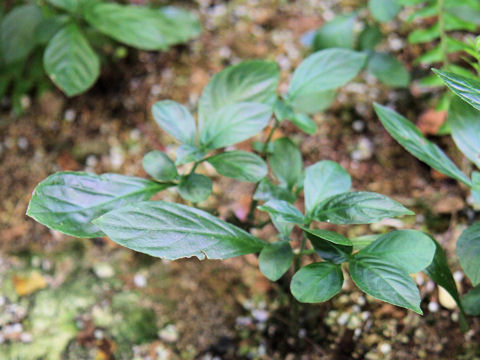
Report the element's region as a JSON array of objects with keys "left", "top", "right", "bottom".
[
  {"left": 437, "top": 0, "right": 449, "bottom": 69},
  {"left": 262, "top": 119, "right": 280, "bottom": 154}
]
